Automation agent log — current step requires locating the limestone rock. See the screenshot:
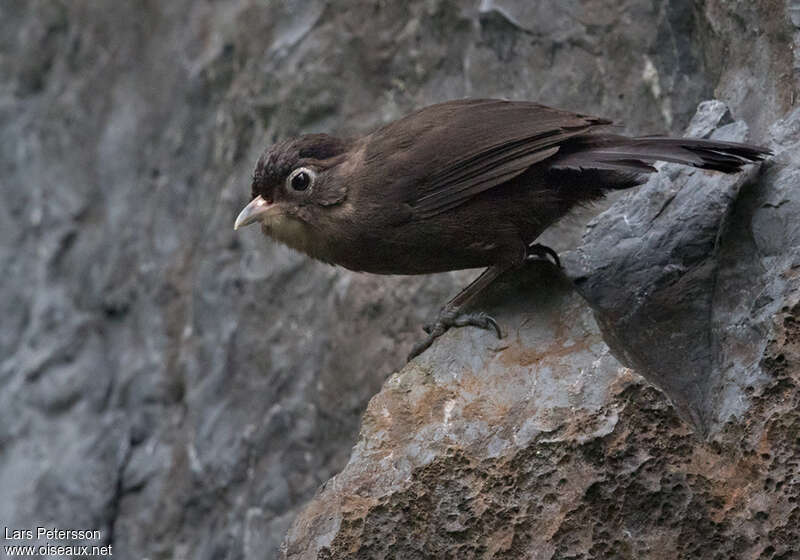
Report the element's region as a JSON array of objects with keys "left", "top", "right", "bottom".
[{"left": 284, "top": 105, "right": 800, "bottom": 560}]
